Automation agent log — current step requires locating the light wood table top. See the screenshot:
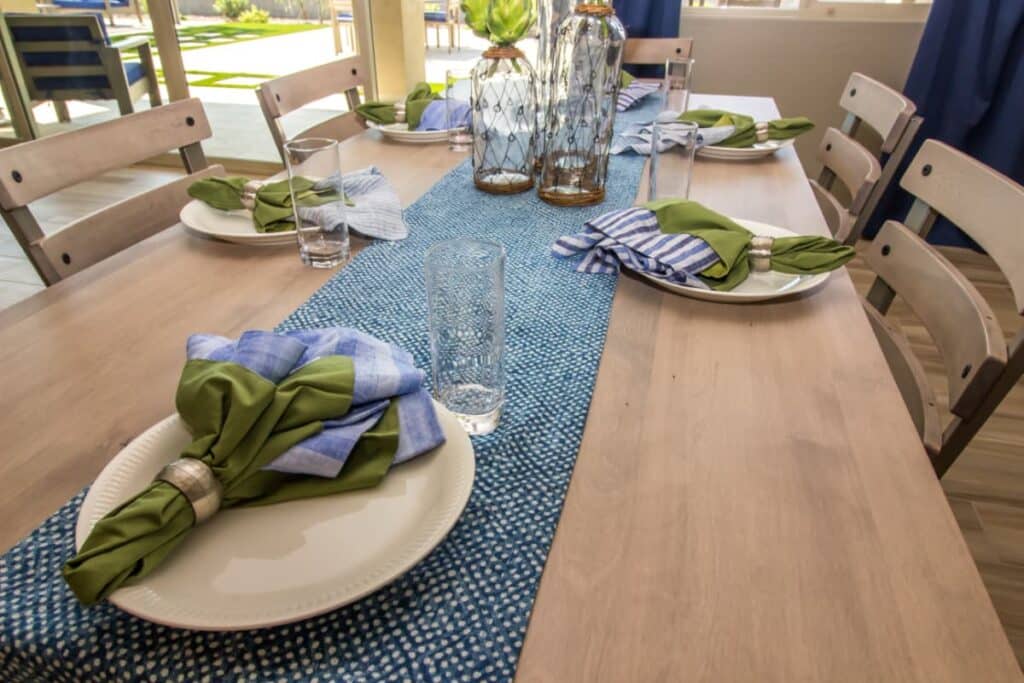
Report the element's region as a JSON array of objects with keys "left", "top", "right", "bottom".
[{"left": 0, "top": 95, "right": 1020, "bottom": 682}]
